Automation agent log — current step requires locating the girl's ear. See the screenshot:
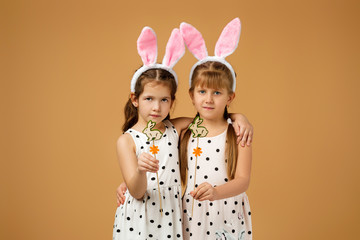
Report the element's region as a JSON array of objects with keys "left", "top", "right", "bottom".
[
  {"left": 227, "top": 92, "right": 235, "bottom": 106},
  {"left": 188, "top": 90, "right": 195, "bottom": 104},
  {"left": 130, "top": 93, "right": 138, "bottom": 107}
]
